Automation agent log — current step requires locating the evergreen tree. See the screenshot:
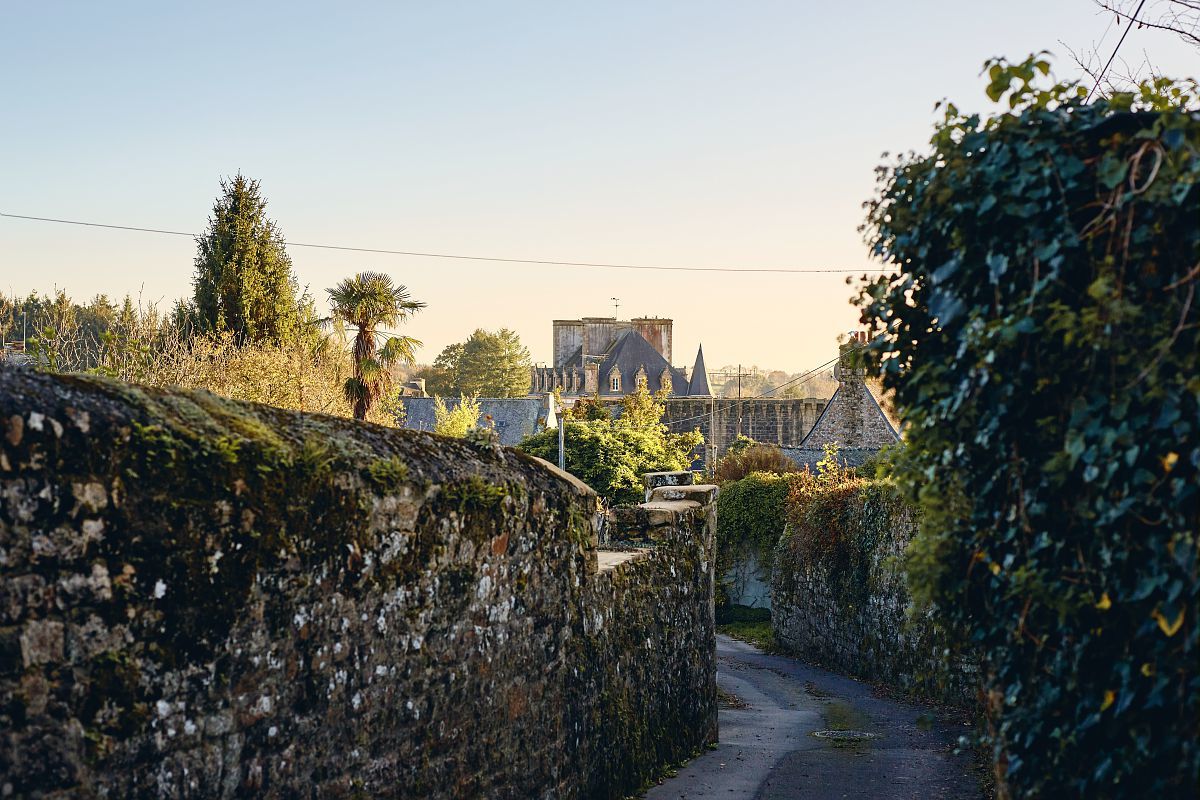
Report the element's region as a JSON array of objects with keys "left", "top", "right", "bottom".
[
  {"left": 458, "top": 328, "right": 531, "bottom": 397},
  {"left": 420, "top": 328, "right": 531, "bottom": 398},
  {"left": 192, "top": 174, "right": 309, "bottom": 345},
  {"left": 421, "top": 342, "right": 465, "bottom": 396}
]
